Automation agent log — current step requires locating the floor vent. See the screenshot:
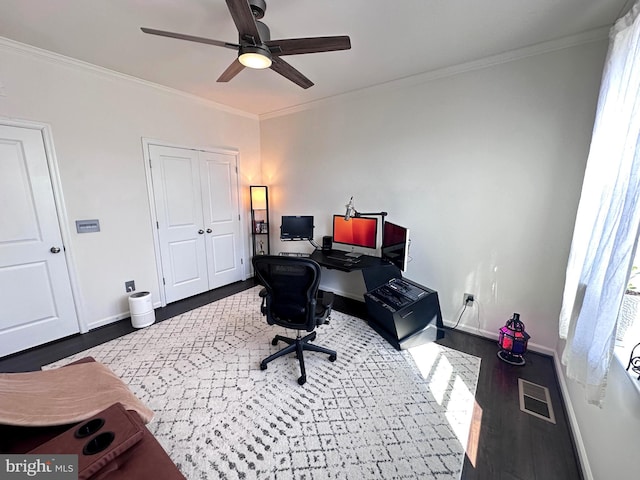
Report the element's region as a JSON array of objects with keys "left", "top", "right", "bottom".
[{"left": 518, "top": 378, "right": 556, "bottom": 424}]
